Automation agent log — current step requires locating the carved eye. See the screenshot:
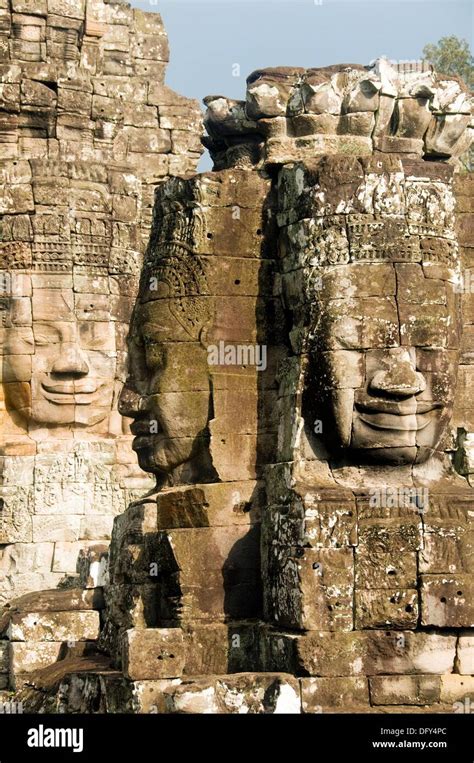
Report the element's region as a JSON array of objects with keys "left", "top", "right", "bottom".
[{"left": 144, "top": 340, "right": 166, "bottom": 369}]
